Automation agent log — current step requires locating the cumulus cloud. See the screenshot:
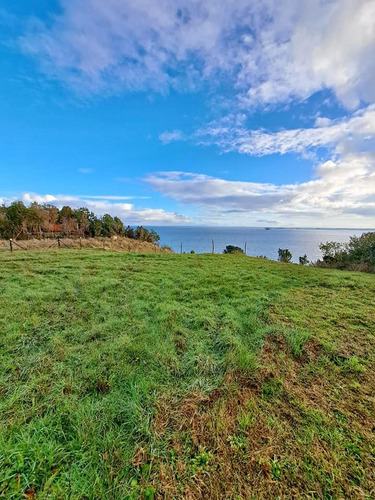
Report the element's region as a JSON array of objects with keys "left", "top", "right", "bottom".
[
  {"left": 2, "top": 193, "right": 190, "bottom": 225},
  {"left": 20, "top": 0, "right": 375, "bottom": 108},
  {"left": 146, "top": 153, "right": 375, "bottom": 225}
]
